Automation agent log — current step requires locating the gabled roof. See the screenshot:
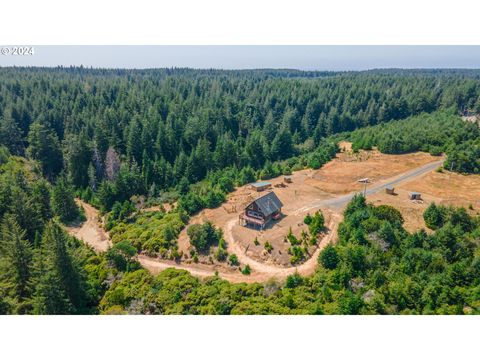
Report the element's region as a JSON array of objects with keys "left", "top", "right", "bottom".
[{"left": 248, "top": 191, "right": 283, "bottom": 217}]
